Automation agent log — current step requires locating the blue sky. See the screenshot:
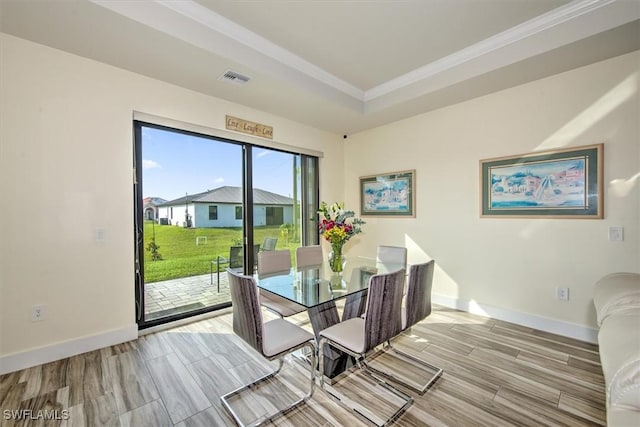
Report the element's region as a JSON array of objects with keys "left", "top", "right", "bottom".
[{"left": 141, "top": 126, "right": 297, "bottom": 201}]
